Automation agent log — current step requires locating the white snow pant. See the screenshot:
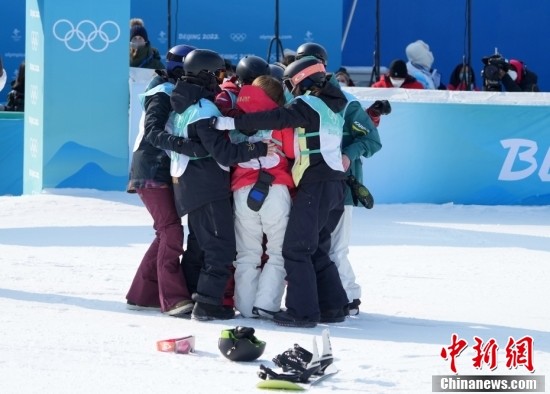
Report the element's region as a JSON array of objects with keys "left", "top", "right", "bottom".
[
  {"left": 329, "top": 205, "right": 361, "bottom": 302},
  {"left": 233, "top": 184, "right": 290, "bottom": 318}
]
